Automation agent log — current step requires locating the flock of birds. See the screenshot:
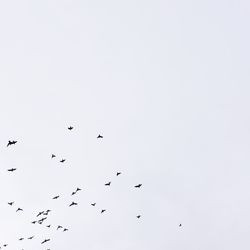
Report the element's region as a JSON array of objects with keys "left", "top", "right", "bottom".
[{"left": 1, "top": 126, "right": 147, "bottom": 249}]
